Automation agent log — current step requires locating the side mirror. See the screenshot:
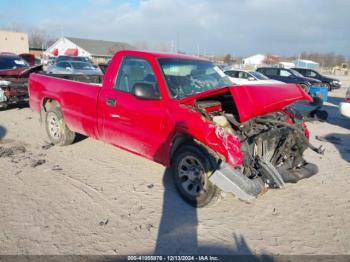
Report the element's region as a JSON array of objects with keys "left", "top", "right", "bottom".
[
  {"left": 132, "top": 83, "right": 160, "bottom": 100},
  {"left": 248, "top": 77, "right": 255, "bottom": 81}
]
